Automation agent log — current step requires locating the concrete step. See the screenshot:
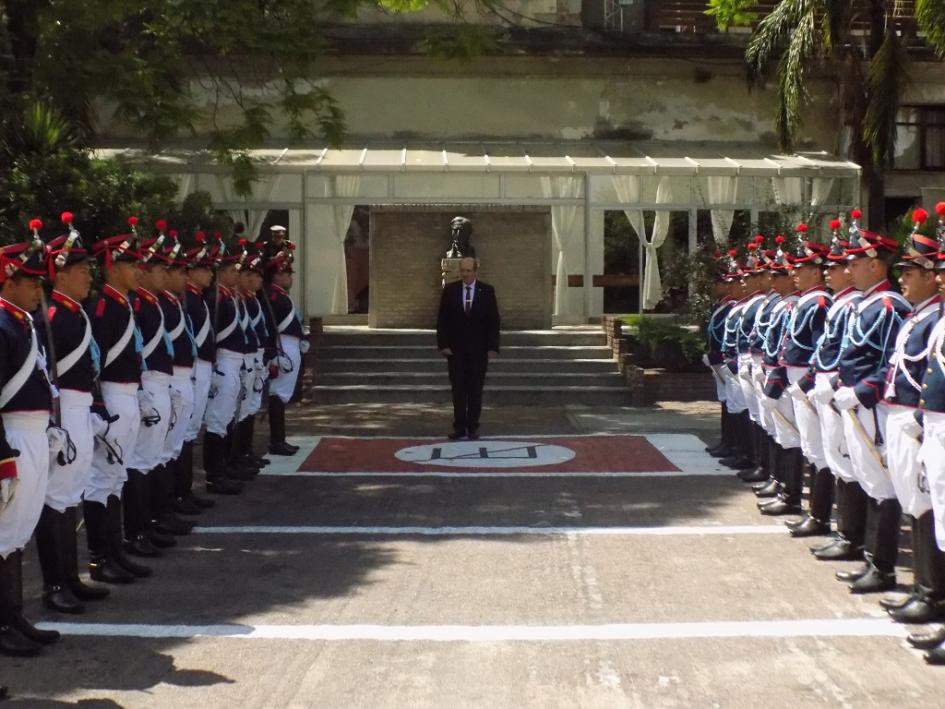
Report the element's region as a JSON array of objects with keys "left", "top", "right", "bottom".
[
  {"left": 316, "top": 358, "right": 620, "bottom": 374},
  {"left": 317, "top": 345, "right": 614, "bottom": 360},
  {"left": 312, "top": 384, "right": 632, "bottom": 405},
  {"left": 319, "top": 328, "right": 606, "bottom": 348},
  {"left": 317, "top": 371, "right": 625, "bottom": 387}
]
